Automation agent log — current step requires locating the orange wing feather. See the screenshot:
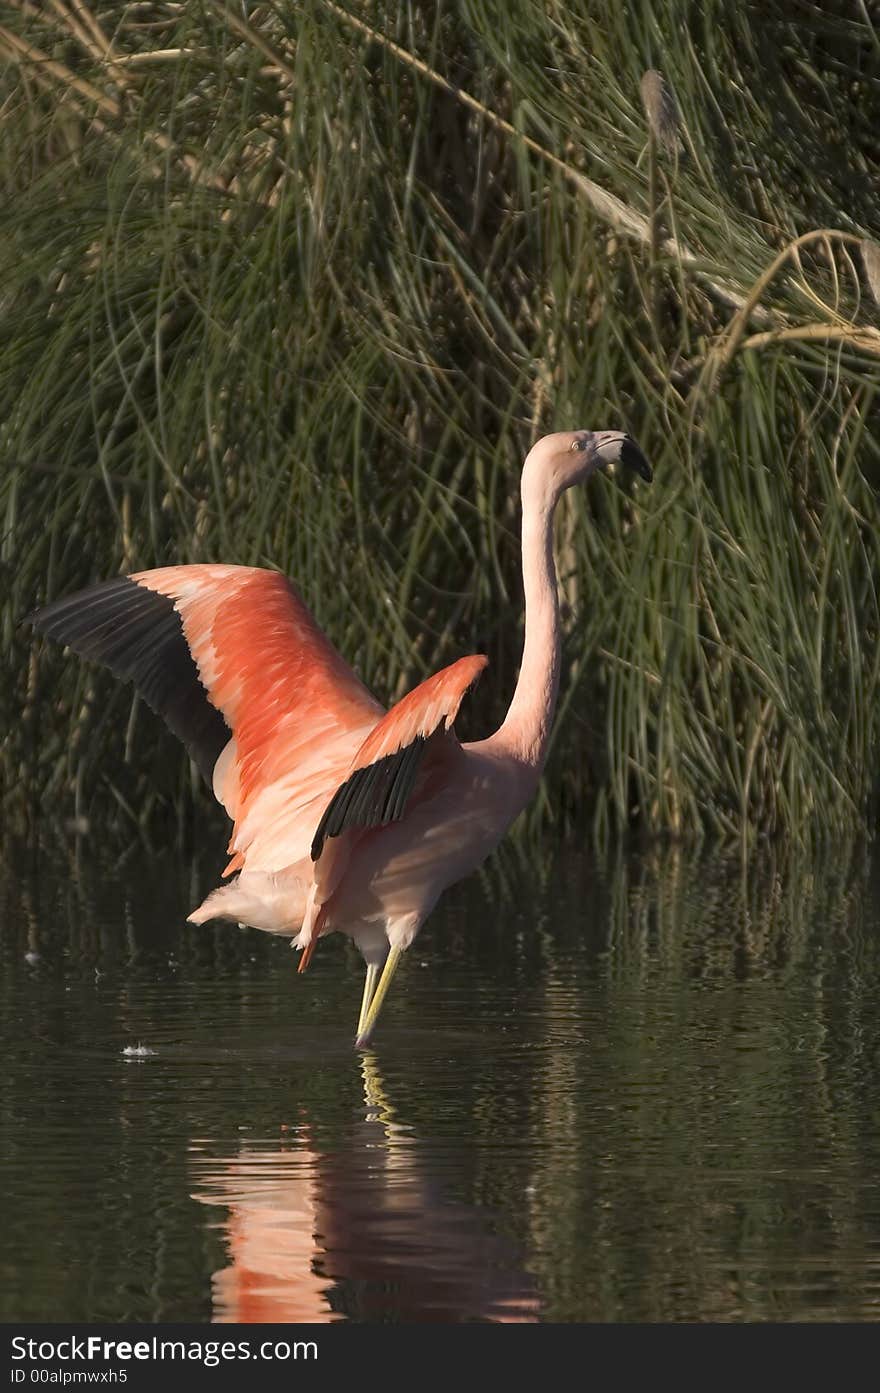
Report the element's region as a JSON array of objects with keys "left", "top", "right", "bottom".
[
  {"left": 131, "top": 565, "right": 383, "bottom": 870},
  {"left": 133, "top": 565, "right": 381, "bottom": 757},
  {"left": 310, "top": 655, "right": 488, "bottom": 865},
  {"left": 349, "top": 655, "right": 488, "bottom": 772},
  {"left": 302, "top": 653, "right": 488, "bottom": 963}
]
